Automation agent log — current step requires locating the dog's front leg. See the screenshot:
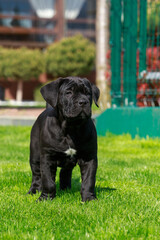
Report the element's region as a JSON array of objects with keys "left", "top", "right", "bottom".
[
  {"left": 79, "top": 159, "right": 97, "bottom": 202},
  {"left": 38, "top": 153, "right": 57, "bottom": 201}
]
